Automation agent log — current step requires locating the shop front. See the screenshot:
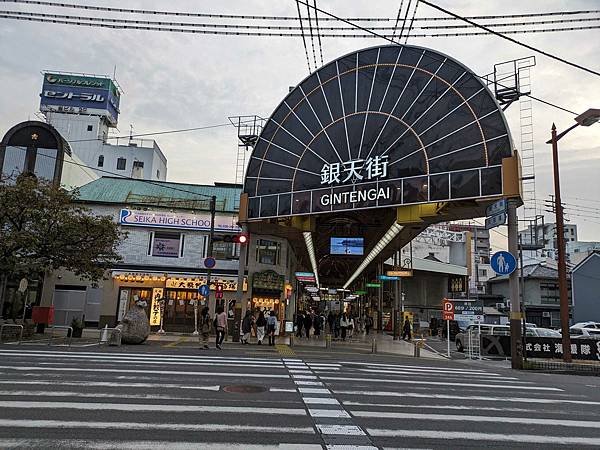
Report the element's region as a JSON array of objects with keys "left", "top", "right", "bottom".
[
  {"left": 251, "top": 270, "right": 287, "bottom": 331},
  {"left": 112, "top": 271, "right": 248, "bottom": 332}
]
